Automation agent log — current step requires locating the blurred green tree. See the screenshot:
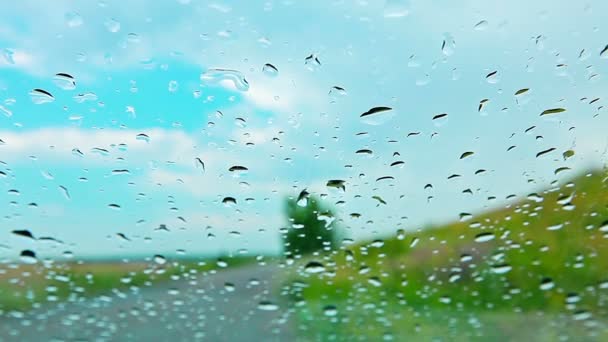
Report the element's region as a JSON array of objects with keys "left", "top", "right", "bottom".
[{"left": 282, "top": 194, "right": 339, "bottom": 256}]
